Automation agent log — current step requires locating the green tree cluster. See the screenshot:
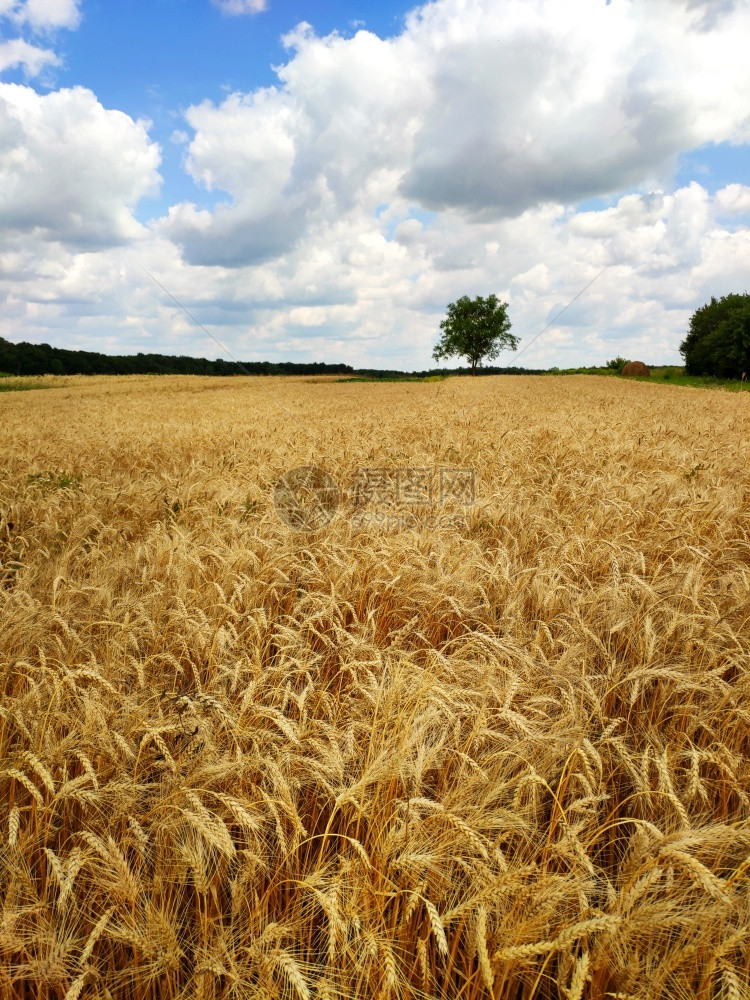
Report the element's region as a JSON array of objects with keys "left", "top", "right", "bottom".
[
  {"left": 0, "top": 338, "right": 355, "bottom": 378},
  {"left": 605, "top": 356, "right": 630, "bottom": 372},
  {"left": 680, "top": 293, "right": 750, "bottom": 378}
]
